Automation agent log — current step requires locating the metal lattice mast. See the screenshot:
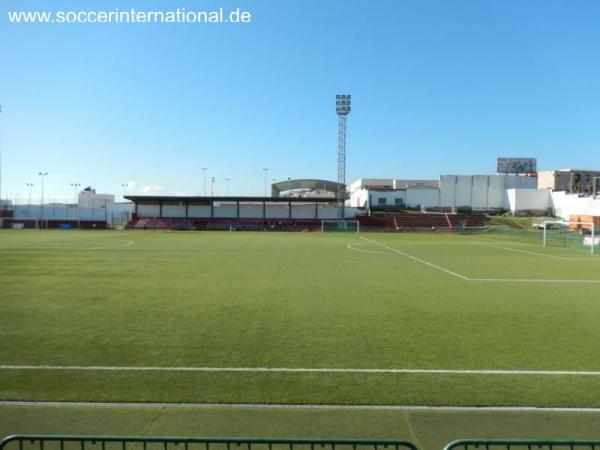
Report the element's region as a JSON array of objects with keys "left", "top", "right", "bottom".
[{"left": 335, "top": 94, "right": 351, "bottom": 218}]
